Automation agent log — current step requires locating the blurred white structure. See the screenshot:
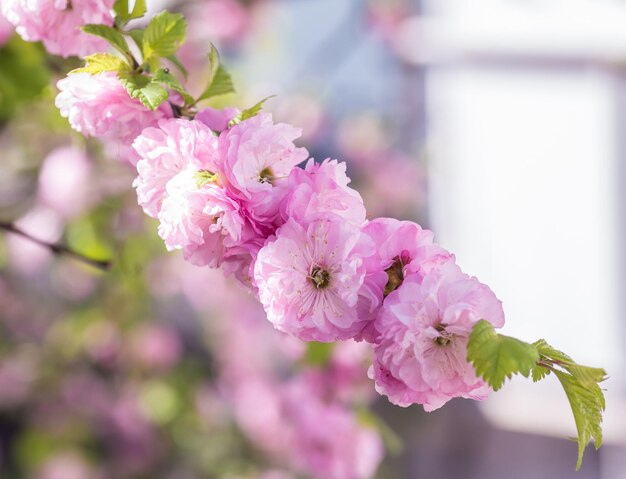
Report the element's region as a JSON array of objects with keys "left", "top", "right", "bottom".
[{"left": 407, "top": 0, "right": 626, "bottom": 476}]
